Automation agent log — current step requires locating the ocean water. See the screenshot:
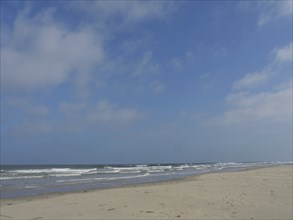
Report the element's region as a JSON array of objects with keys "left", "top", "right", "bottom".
[{"left": 0, "top": 161, "right": 291, "bottom": 198}]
